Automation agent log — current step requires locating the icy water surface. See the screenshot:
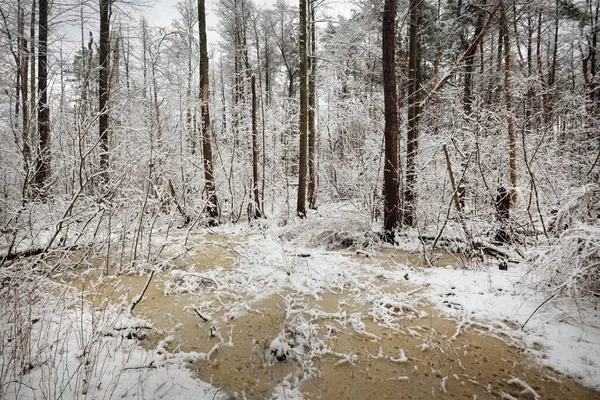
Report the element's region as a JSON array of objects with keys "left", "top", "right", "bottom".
[{"left": 57, "top": 235, "right": 600, "bottom": 400}]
